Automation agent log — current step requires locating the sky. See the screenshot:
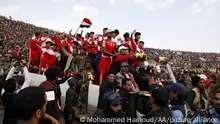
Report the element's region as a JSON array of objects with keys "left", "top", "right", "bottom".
[{"left": 0, "top": 0, "right": 220, "bottom": 53}]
